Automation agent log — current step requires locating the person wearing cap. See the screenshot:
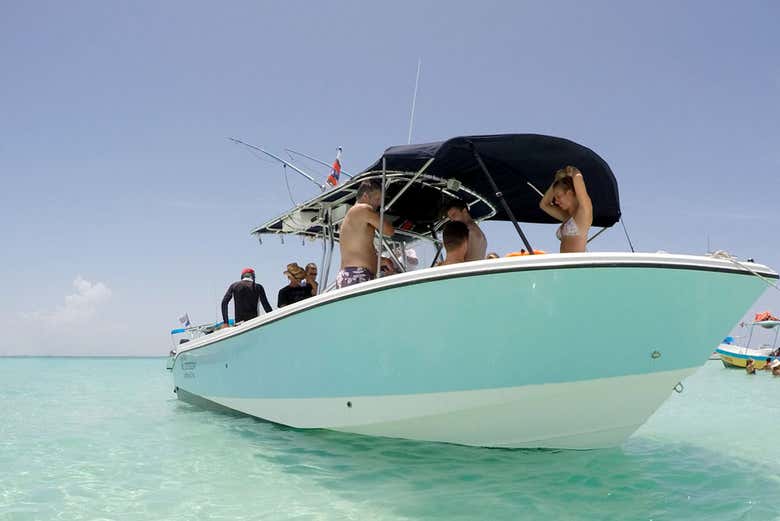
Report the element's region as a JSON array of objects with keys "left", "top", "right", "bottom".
[
  {"left": 221, "top": 268, "right": 272, "bottom": 327},
  {"left": 442, "top": 199, "right": 487, "bottom": 262},
  {"left": 277, "top": 263, "right": 313, "bottom": 308}
]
